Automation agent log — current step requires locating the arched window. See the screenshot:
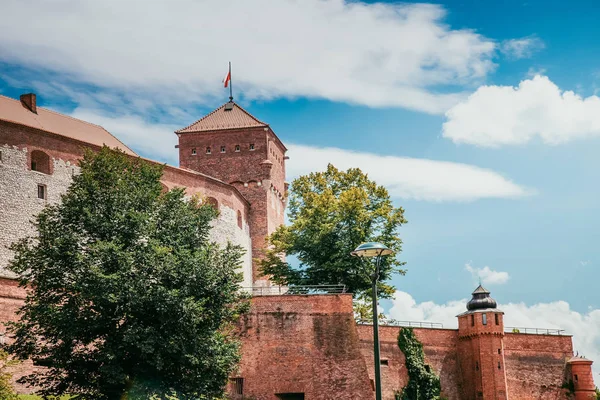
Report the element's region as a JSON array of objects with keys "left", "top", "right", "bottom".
[
  {"left": 31, "top": 150, "right": 51, "bottom": 174},
  {"left": 206, "top": 197, "right": 218, "bottom": 211},
  {"left": 237, "top": 210, "right": 243, "bottom": 229}
]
